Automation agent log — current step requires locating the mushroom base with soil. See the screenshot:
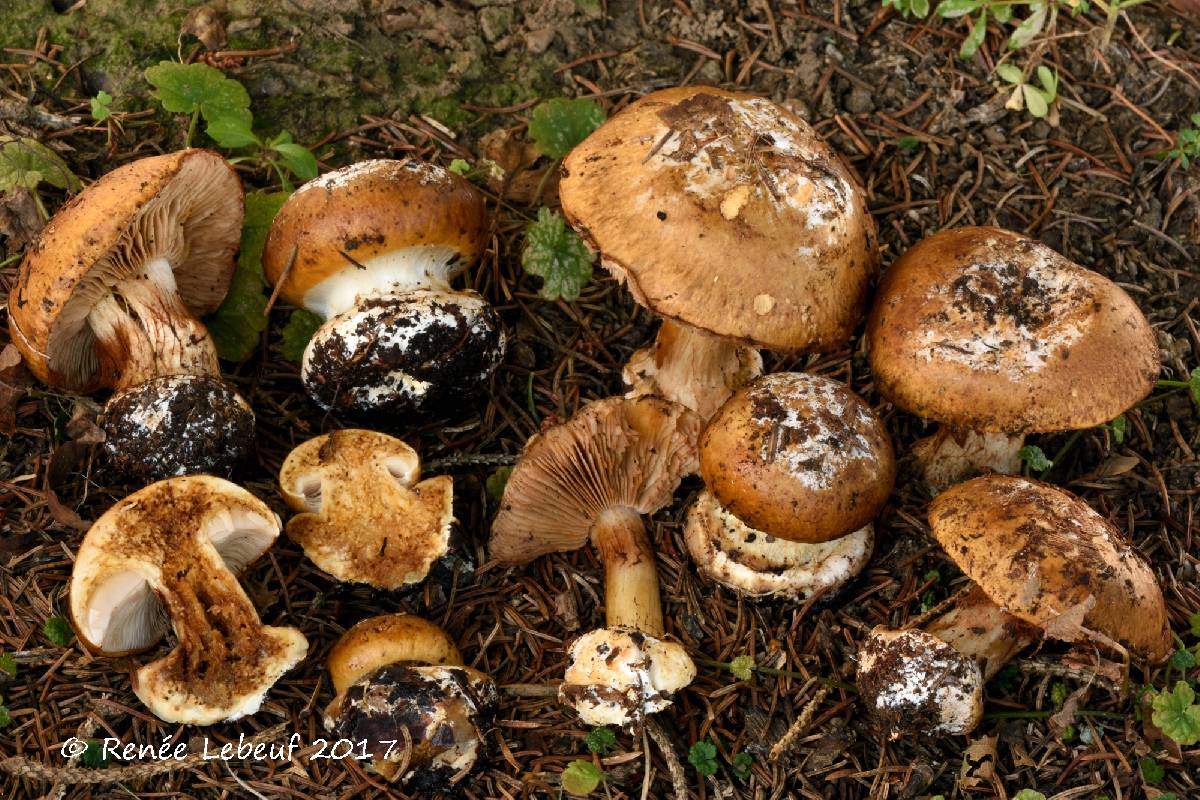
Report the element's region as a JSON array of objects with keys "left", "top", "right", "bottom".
[
  {"left": 623, "top": 319, "right": 762, "bottom": 421},
  {"left": 910, "top": 427, "right": 1024, "bottom": 493}
]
